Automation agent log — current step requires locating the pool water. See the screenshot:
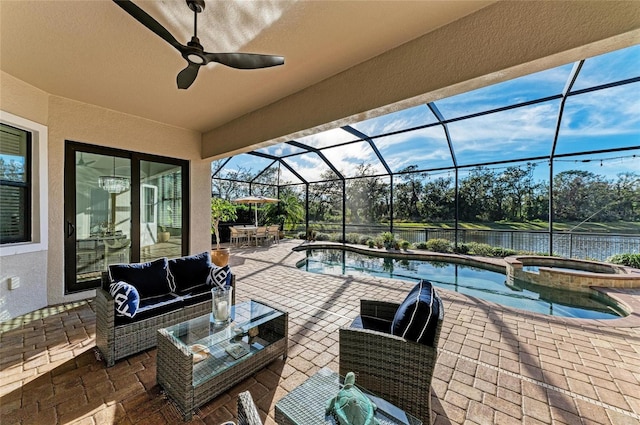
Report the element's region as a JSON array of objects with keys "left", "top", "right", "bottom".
[{"left": 297, "top": 249, "right": 624, "bottom": 319}]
